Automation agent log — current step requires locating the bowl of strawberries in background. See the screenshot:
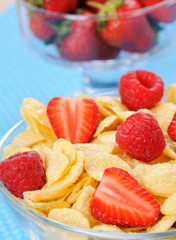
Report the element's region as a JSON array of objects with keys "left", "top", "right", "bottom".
[{"left": 16, "top": 0, "right": 176, "bottom": 95}]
